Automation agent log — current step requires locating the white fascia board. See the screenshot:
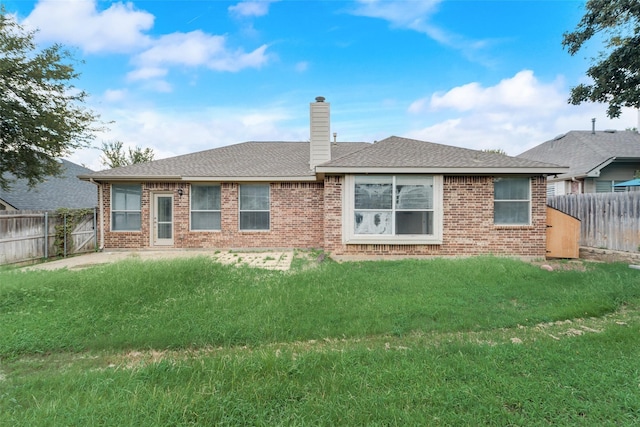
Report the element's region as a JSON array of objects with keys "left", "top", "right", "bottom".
[
  {"left": 82, "top": 175, "right": 318, "bottom": 182},
  {"left": 586, "top": 157, "right": 616, "bottom": 177},
  {"left": 79, "top": 175, "right": 182, "bottom": 182},
  {"left": 316, "top": 166, "right": 569, "bottom": 175}
]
